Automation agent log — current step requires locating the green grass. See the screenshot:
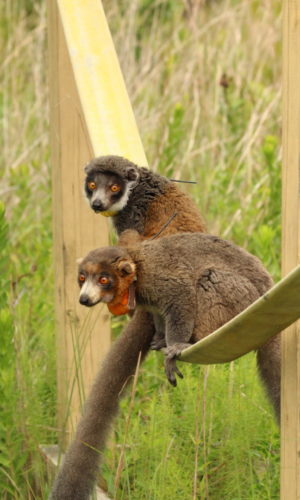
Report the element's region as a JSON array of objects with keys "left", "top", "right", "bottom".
[
  {"left": 103, "top": 344, "right": 279, "bottom": 500},
  {"left": 0, "top": 0, "right": 281, "bottom": 498}
]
